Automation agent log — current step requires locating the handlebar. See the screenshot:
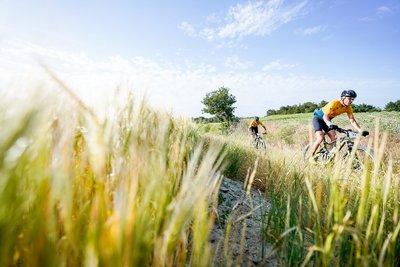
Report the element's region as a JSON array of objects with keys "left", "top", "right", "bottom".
[
  {"left": 251, "top": 132, "right": 267, "bottom": 138},
  {"left": 334, "top": 127, "right": 369, "bottom": 137}
]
